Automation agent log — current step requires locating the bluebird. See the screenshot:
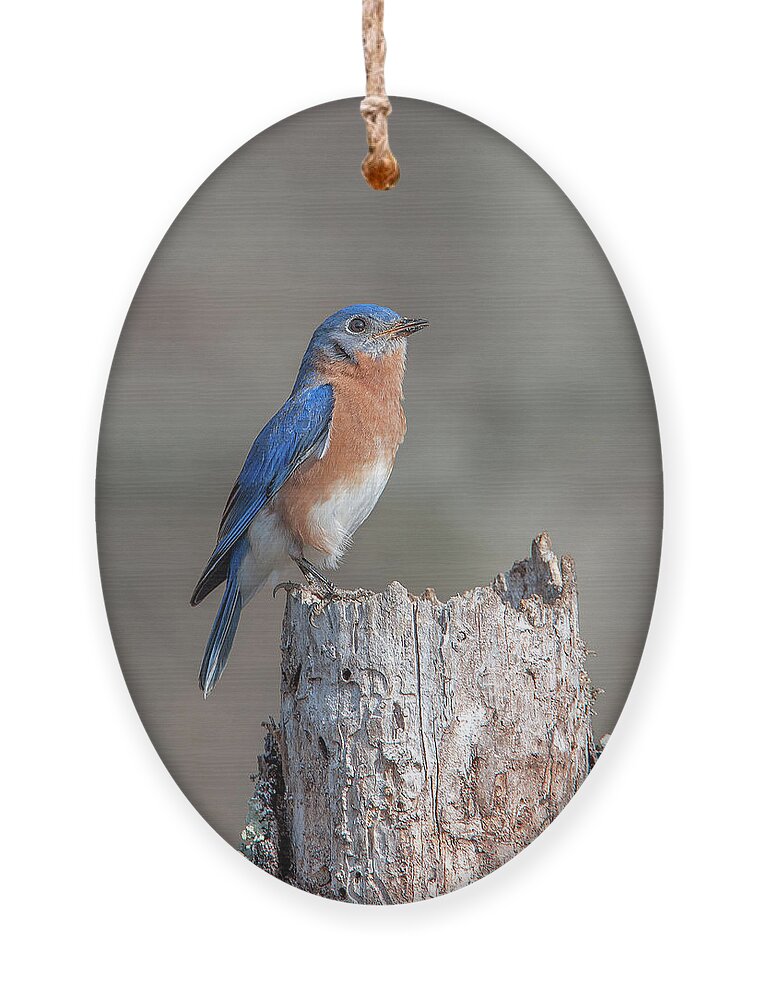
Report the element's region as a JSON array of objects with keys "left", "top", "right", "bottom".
[{"left": 191, "top": 304, "right": 429, "bottom": 696}]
